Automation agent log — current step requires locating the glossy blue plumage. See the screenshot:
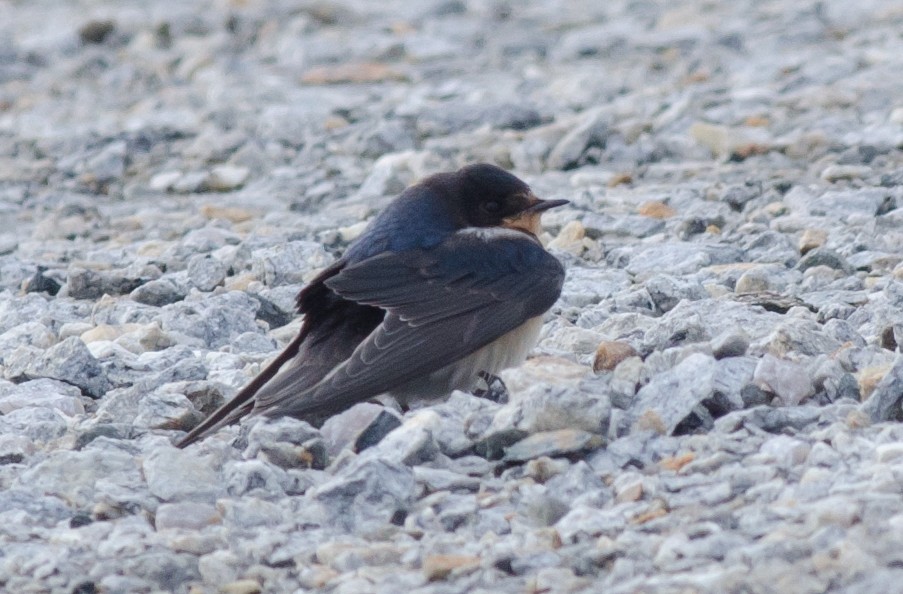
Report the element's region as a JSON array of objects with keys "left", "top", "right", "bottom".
[{"left": 176, "top": 163, "right": 567, "bottom": 447}]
